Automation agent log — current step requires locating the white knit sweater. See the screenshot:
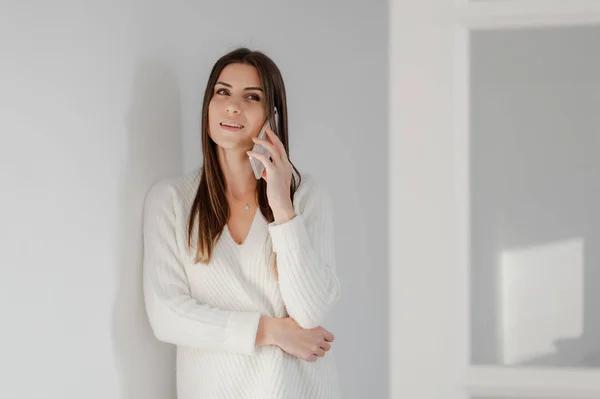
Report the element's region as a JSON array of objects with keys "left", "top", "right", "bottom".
[{"left": 142, "top": 168, "right": 342, "bottom": 399}]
